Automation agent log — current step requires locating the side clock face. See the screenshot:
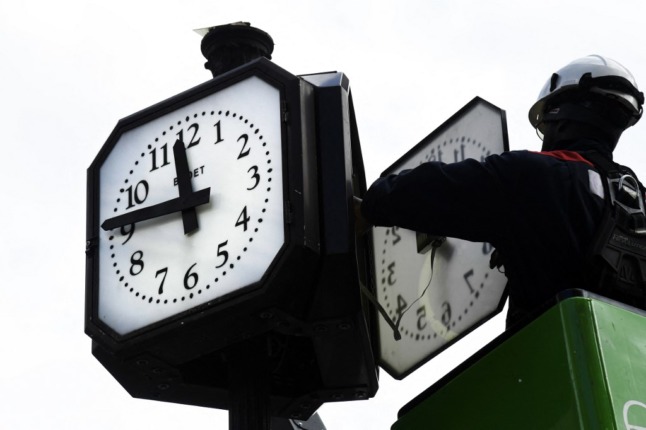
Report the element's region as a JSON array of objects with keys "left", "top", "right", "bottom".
[
  {"left": 95, "top": 76, "right": 285, "bottom": 336},
  {"left": 374, "top": 98, "right": 509, "bottom": 379}
]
